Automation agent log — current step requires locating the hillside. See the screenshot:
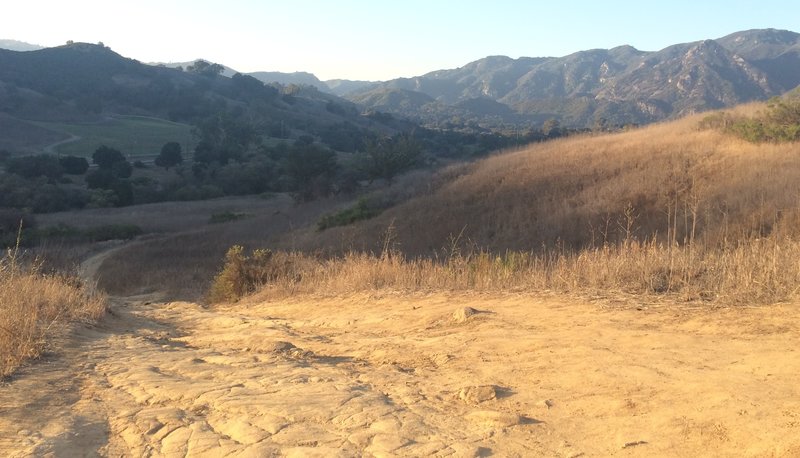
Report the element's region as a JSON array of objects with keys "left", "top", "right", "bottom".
[
  {"left": 284, "top": 103, "right": 800, "bottom": 258},
  {"left": 346, "top": 29, "right": 800, "bottom": 128},
  {"left": 0, "top": 43, "right": 393, "bottom": 135},
  {"left": 0, "top": 42, "right": 432, "bottom": 216}
]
